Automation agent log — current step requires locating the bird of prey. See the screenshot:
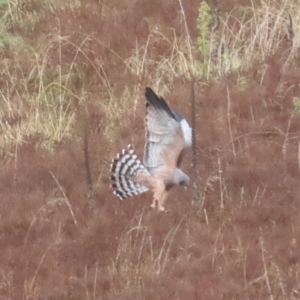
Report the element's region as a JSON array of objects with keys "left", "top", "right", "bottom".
[{"left": 110, "top": 87, "right": 192, "bottom": 211}]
